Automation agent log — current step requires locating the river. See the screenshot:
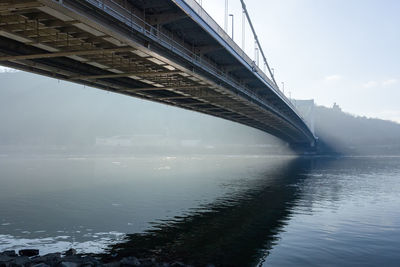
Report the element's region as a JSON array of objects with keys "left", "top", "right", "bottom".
[{"left": 1, "top": 155, "right": 400, "bottom": 266}]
